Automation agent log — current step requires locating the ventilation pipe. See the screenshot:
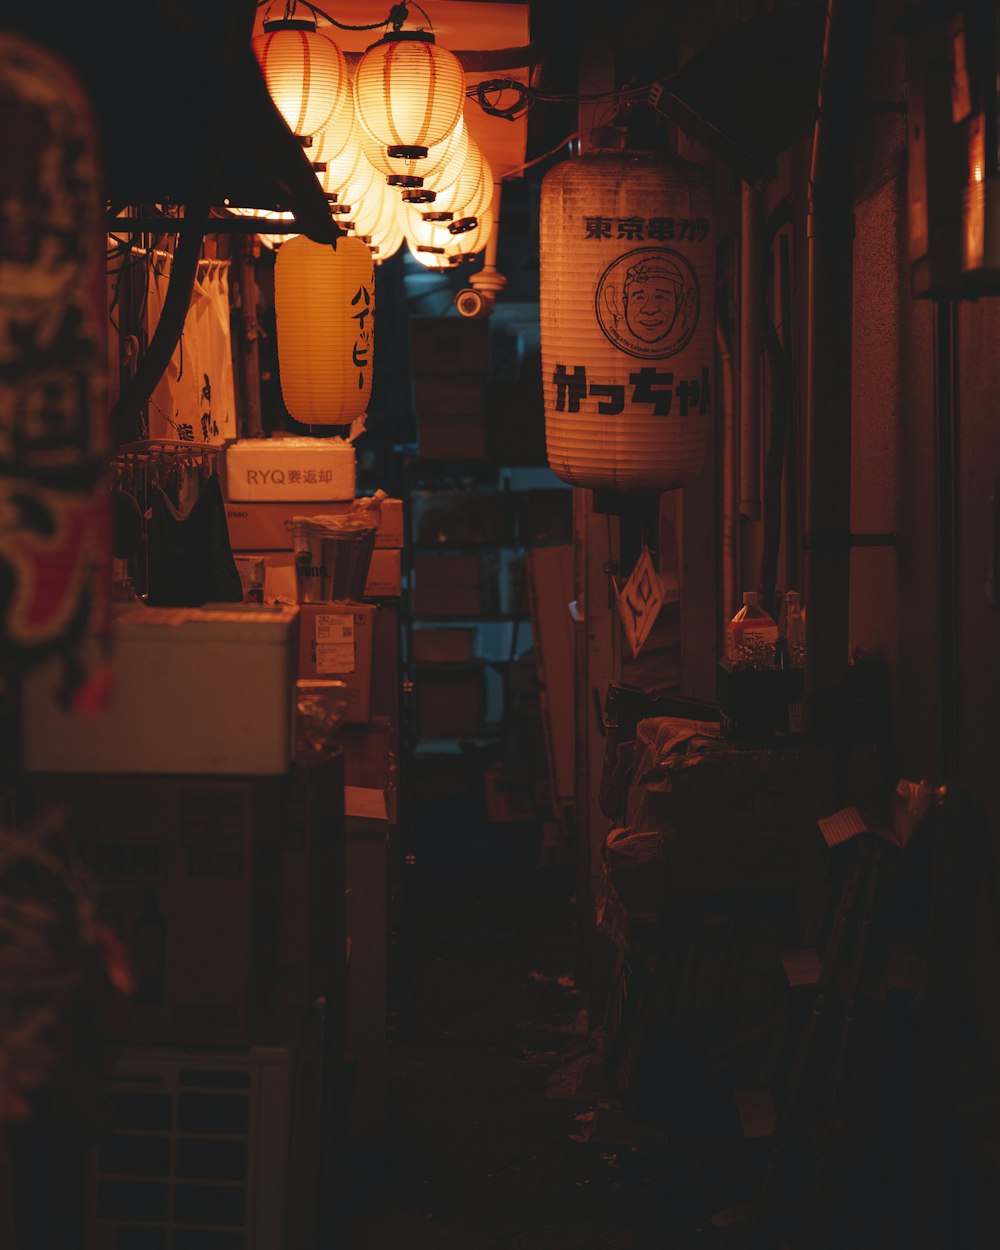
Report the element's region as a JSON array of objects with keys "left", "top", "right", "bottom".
[
  {"left": 803, "top": 0, "right": 872, "bottom": 753},
  {"left": 739, "top": 183, "right": 763, "bottom": 523},
  {"left": 717, "top": 316, "right": 739, "bottom": 618},
  {"left": 459, "top": 181, "right": 507, "bottom": 318}
]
